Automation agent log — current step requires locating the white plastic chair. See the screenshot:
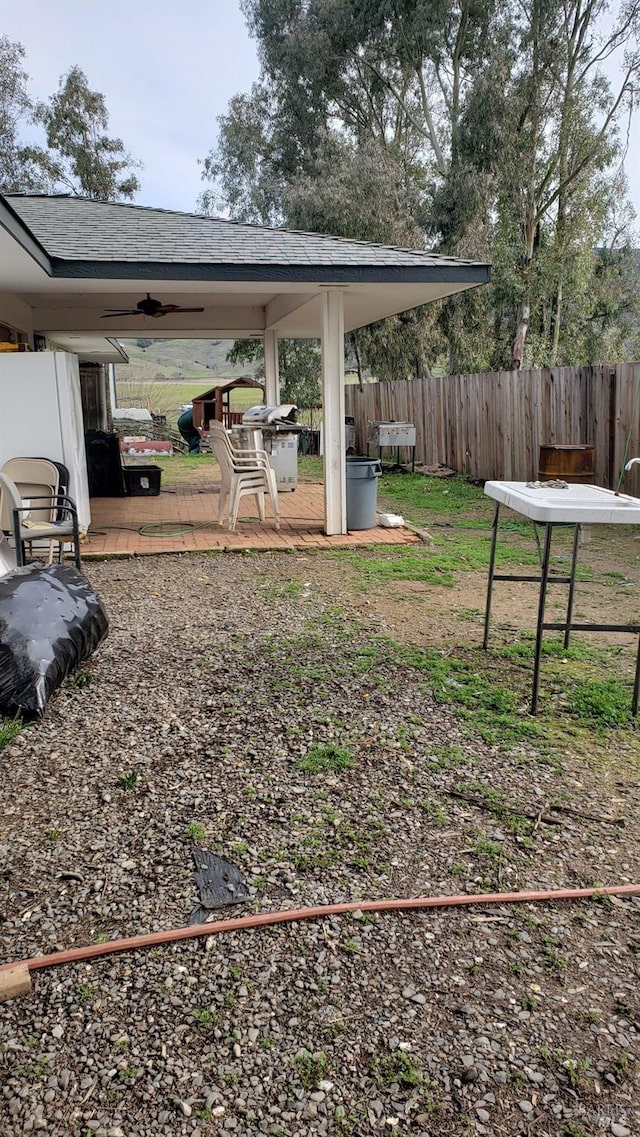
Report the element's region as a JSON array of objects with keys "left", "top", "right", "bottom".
[
  {"left": 209, "top": 421, "right": 280, "bottom": 531},
  {"left": 0, "top": 472, "right": 82, "bottom": 570},
  {"left": 0, "top": 458, "right": 59, "bottom": 529}
]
